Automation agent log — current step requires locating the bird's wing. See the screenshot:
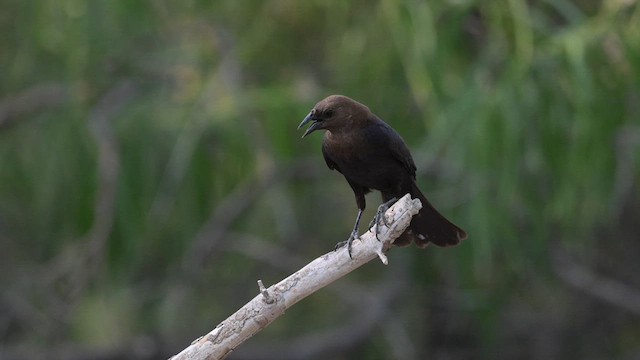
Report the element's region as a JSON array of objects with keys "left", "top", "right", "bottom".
[
  {"left": 321, "top": 141, "right": 340, "bottom": 172},
  {"left": 390, "top": 133, "right": 417, "bottom": 178},
  {"left": 373, "top": 121, "right": 417, "bottom": 179}
]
